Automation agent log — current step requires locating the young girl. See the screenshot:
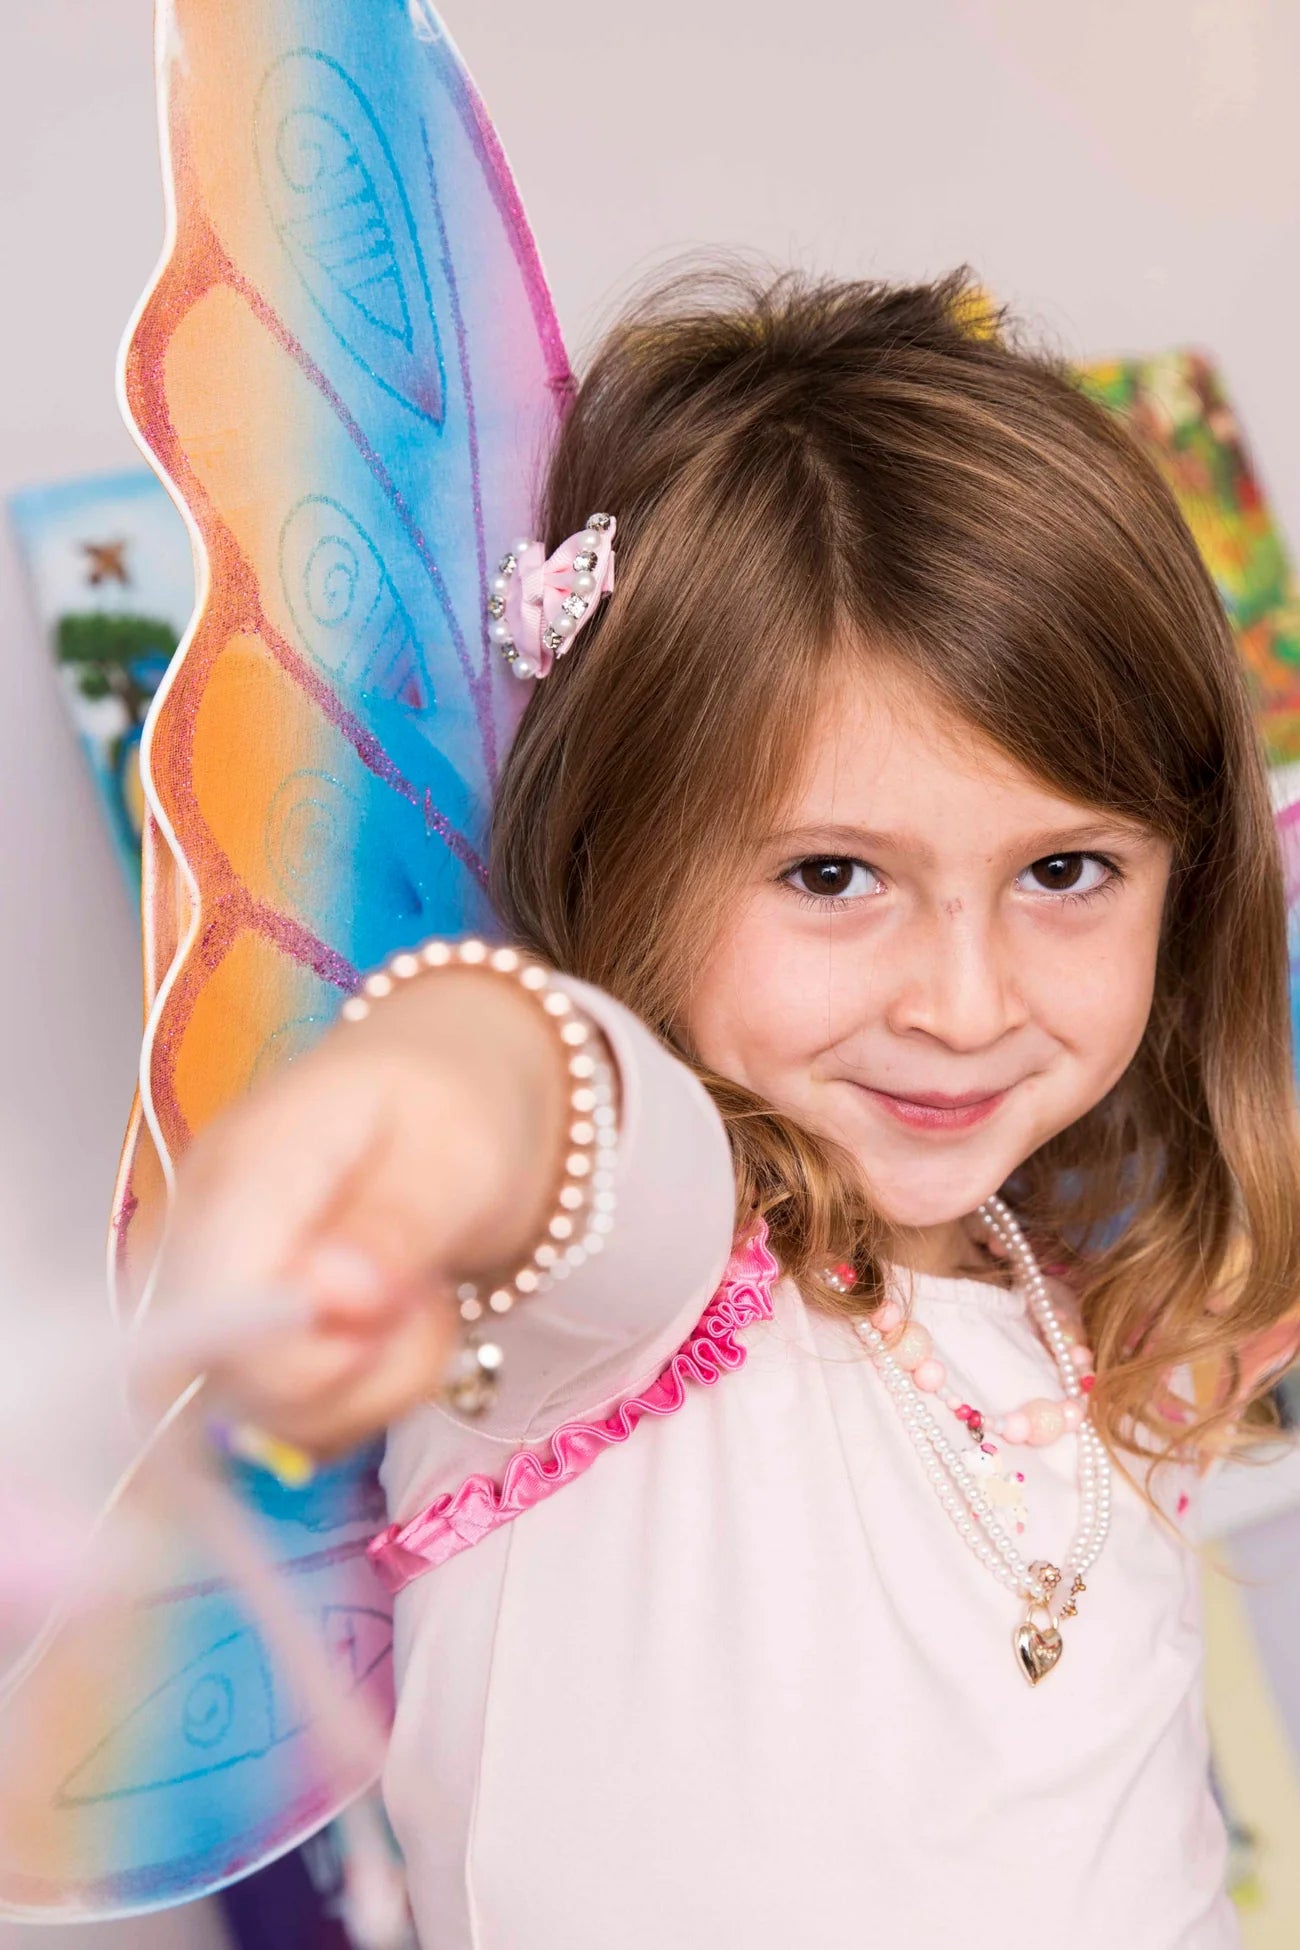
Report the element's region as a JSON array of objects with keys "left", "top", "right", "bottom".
[{"left": 163, "top": 267, "right": 1300, "bottom": 1948}]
